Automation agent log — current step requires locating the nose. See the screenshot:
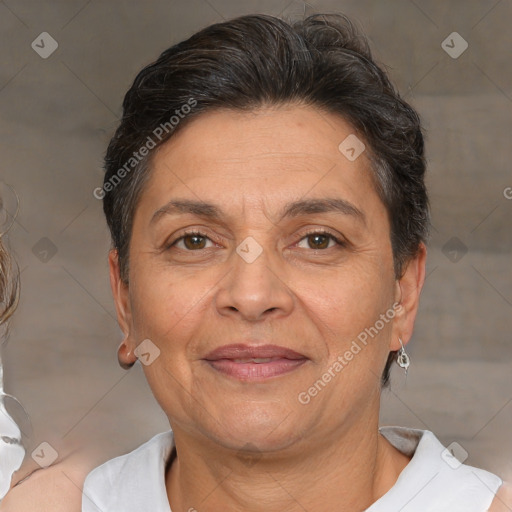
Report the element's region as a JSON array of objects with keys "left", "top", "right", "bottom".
[{"left": 214, "top": 237, "right": 294, "bottom": 322}]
